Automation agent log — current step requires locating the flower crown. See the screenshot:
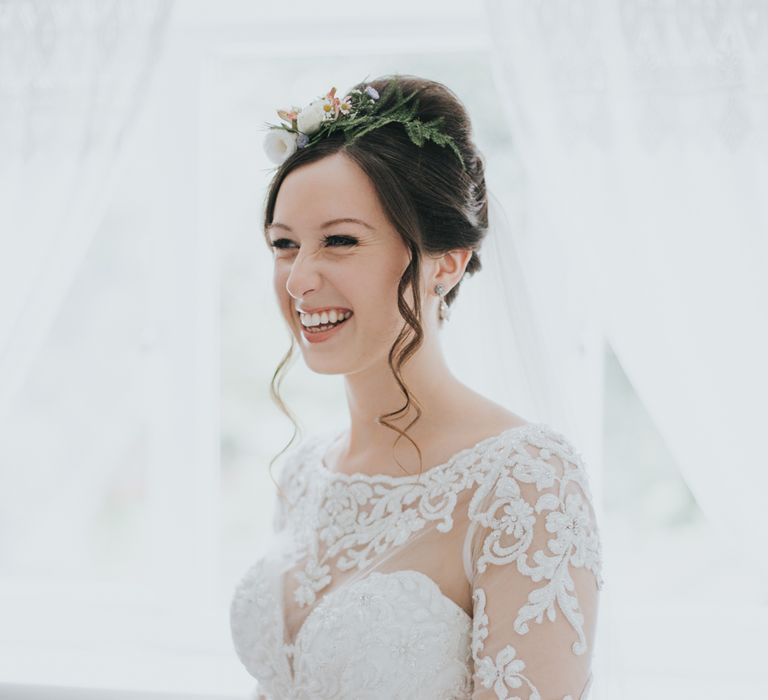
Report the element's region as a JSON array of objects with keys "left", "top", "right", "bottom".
[{"left": 262, "top": 78, "right": 466, "bottom": 172}]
